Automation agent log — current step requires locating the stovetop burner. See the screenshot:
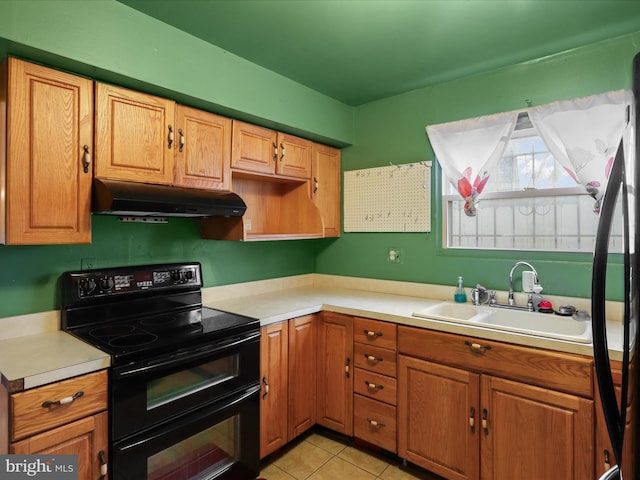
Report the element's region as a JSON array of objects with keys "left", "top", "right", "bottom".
[{"left": 109, "top": 333, "right": 158, "bottom": 348}]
